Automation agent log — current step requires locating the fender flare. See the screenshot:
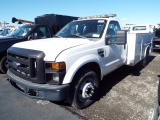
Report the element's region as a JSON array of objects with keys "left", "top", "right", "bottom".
[
  {"left": 62, "top": 54, "right": 102, "bottom": 84},
  {"left": 144, "top": 45, "right": 151, "bottom": 58},
  {"left": 144, "top": 45, "right": 150, "bottom": 58}
]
